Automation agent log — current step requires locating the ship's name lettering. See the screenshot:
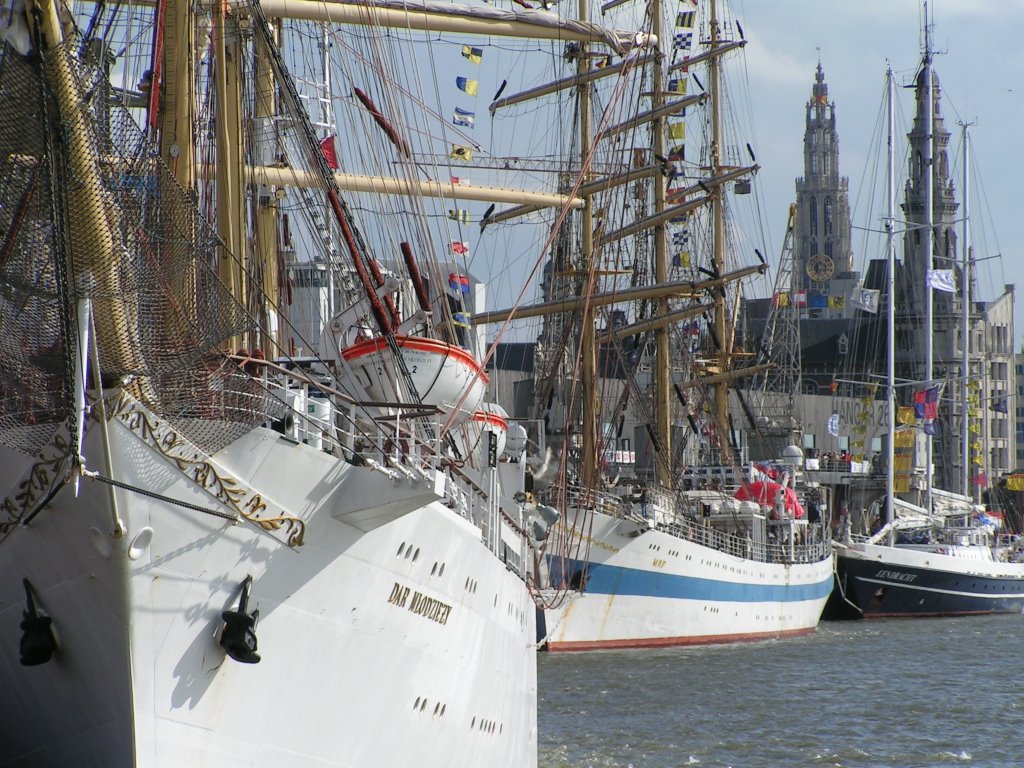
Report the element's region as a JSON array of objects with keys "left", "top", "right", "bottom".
[
  {"left": 875, "top": 570, "right": 917, "bottom": 583},
  {"left": 408, "top": 591, "right": 452, "bottom": 625},
  {"left": 567, "top": 525, "right": 619, "bottom": 553},
  {"left": 387, "top": 581, "right": 452, "bottom": 625}
]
